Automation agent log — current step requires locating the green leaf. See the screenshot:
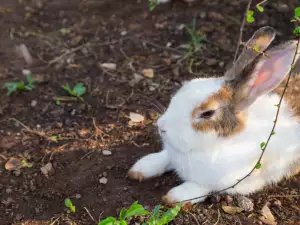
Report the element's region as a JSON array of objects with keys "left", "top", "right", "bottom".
[
  {"left": 63, "top": 84, "right": 75, "bottom": 96},
  {"left": 125, "top": 201, "right": 150, "bottom": 218},
  {"left": 64, "top": 198, "right": 73, "bottom": 208},
  {"left": 255, "top": 163, "right": 262, "bottom": 169},
  {"left": 98, "top": 217, "right": 117, "bottom": 225},
  {"left": 247, "top": 10, "right": 254, "bottom": 16},
  {"left": 148, "top": 205, "right": 161, "bottom": 223},
  {"left": 70, "top": 204, "right": 76, "bottom": 213},
  {"left": 22, "top": 159, "right": 33, "bottom": 168},
  {"left": 247, "top": 15, "right": 255, "bottom": 23},
  {"left": 24, "top": 84, "right": 34, "bottom": 90},
  {"left": 56, "top": 99, "right": 61, "bottom": 105},
  {"left": 158, "top": 203, "right": 182, "bottom": 225},
  {"left": 149, "top": 4, "right": 156, "bottom": 11},
  {"left": 253, "top": 45, "right": 260, "bottom": 52},
  {"left": 119, "top": 208, "right": 127, "bottom": 221},
  {"left": 50, "top": 136, "right": 58, "bottom": 142},
  {"left": 293, "top": 26, "right": 300, "bottom": 36},
  {"left": 256, "top": 5, "right": 264, "bottom": 12},
  {"left": 119, "top": 221, "right": 127, "bottom": 225},
  {"left": 294, "top": 7, "right": 300, "bottom": 18},
  {"left": 16, "top": 81, "right": 25, "bottom": 89},
  {"left": 271, "top": 131, "right": 275, "bottom": 135},
  {"left": 26, "top": 74, "right": 33, "bottom": 84},
  {"left": 73, "top": 83, "right": 86, "bottom": 97},
  {"left": 260, "top": 142, "right": 266, "bottom": 150}
]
